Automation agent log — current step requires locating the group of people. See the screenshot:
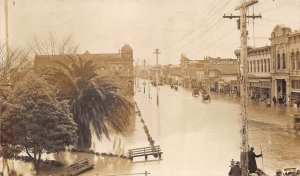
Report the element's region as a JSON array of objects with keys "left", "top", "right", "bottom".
[
  {"left": 272, "top": 96, "right": 287, "bottom": 106},
  {"left": 228, "top": 147, "right": 263, "bottom": 176},
  {"left": 229, "top": 147, "right": 300, "bottom": 176},
  {"left": 275, "top": 169, "right": 300, "bottom": 176}
]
